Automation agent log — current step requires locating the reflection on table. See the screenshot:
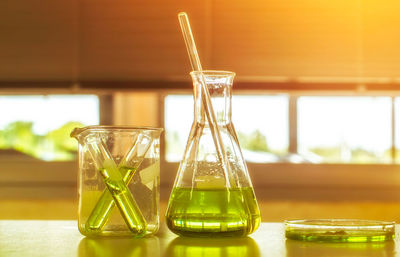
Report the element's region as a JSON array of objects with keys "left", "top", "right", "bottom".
[
  {"left": 1, "top": 221, "right": 398, "bottom": 257},
  {"left": 285, "top": 239, "right": 395, "bottom": 257},
  {"left": 165, "top": 236, "right": 260, "bottom": 257},
  {"left": 78, "top": 237, "right": 160, "bottom": 257}
]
